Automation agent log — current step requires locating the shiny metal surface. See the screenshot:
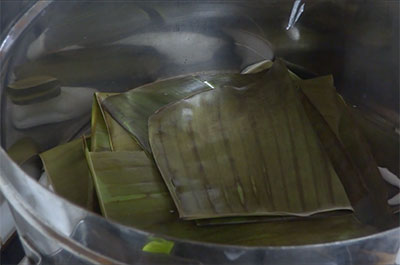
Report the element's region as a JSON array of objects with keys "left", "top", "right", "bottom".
[{"left": 0, "top": 1, "right": 399, "bottom": 264}]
